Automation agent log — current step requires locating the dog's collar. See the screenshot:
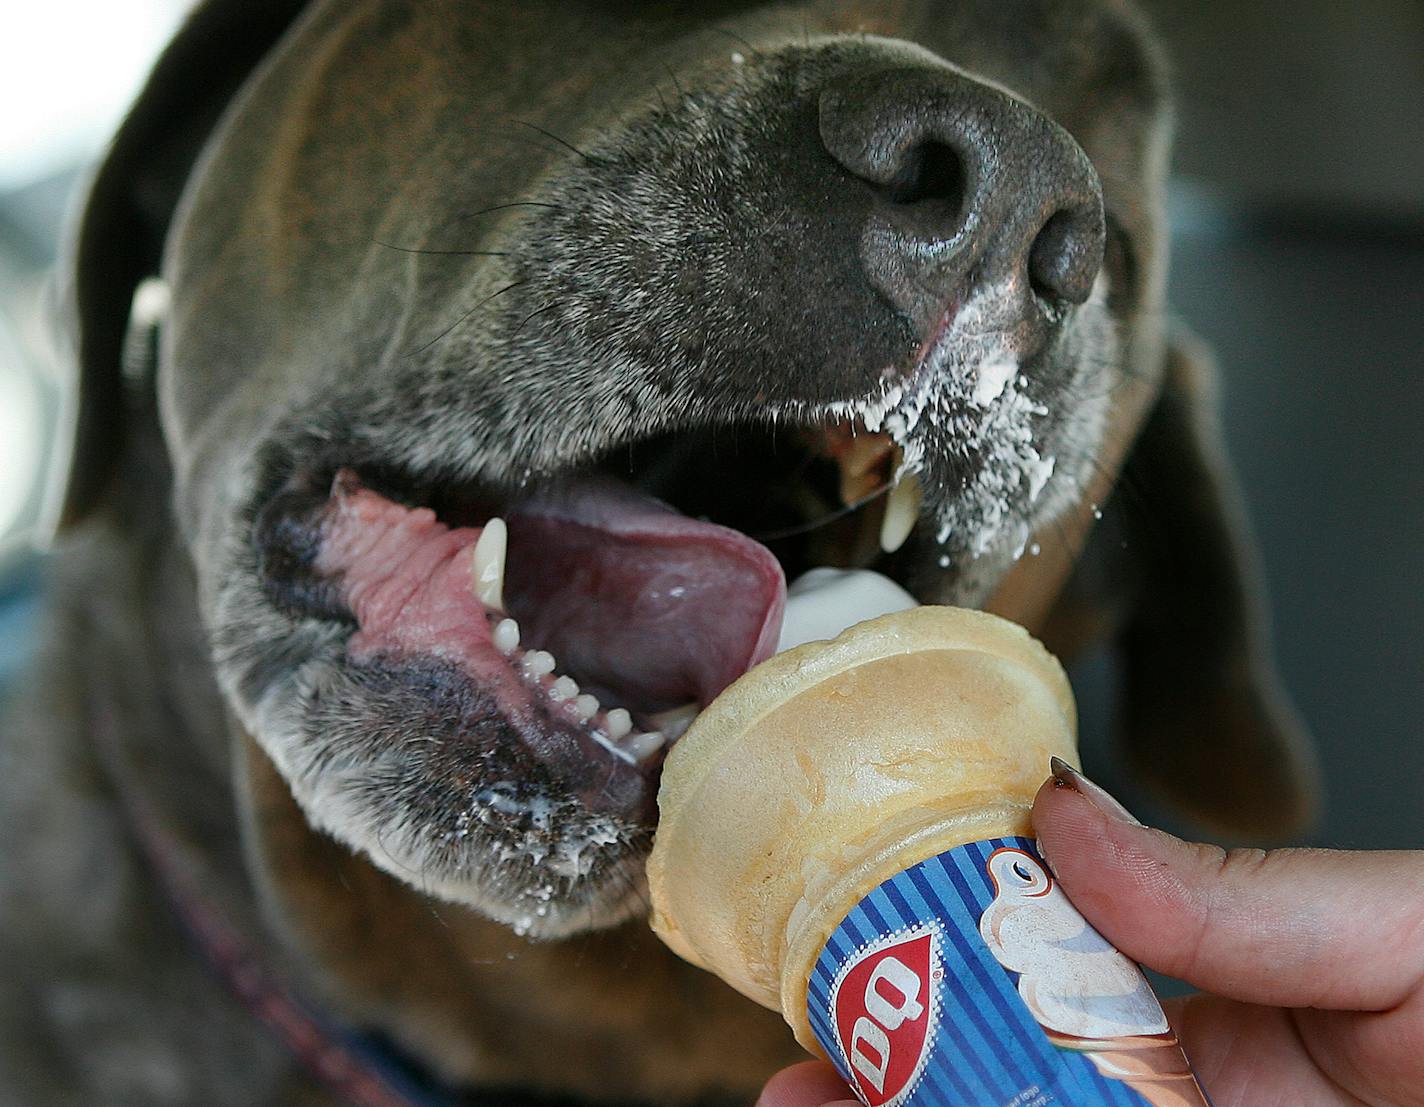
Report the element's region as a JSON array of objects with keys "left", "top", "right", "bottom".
[{"left": 87, "top": 698, "right": 472, "bottom": 1107}]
